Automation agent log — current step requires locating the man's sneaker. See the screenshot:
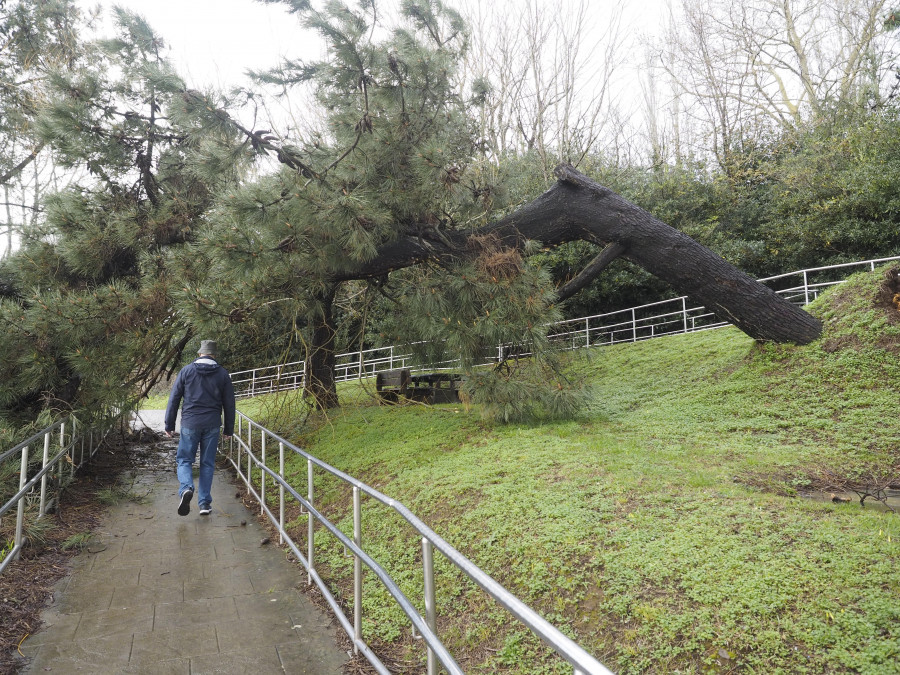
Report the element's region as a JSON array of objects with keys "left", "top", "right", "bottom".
[
  {"left": 178, "top": 488, "right": 193, "bottom": 516},
  {"left": 199, "top": 505, "right": 211, "bottom": 516}
]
